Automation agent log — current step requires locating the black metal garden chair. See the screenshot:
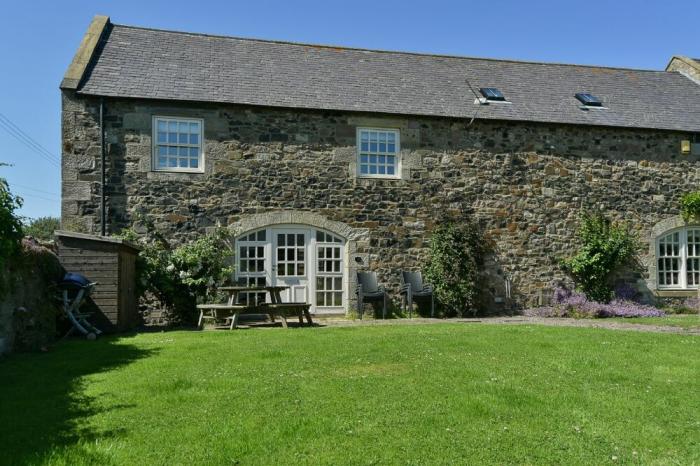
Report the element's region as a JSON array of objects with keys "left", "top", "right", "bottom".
[
  {"left": 356, "top": 271, "right": 388, "bottom": 319},
  {"left": 400, "top": 271, "right": 435, "bottom": 318}
]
